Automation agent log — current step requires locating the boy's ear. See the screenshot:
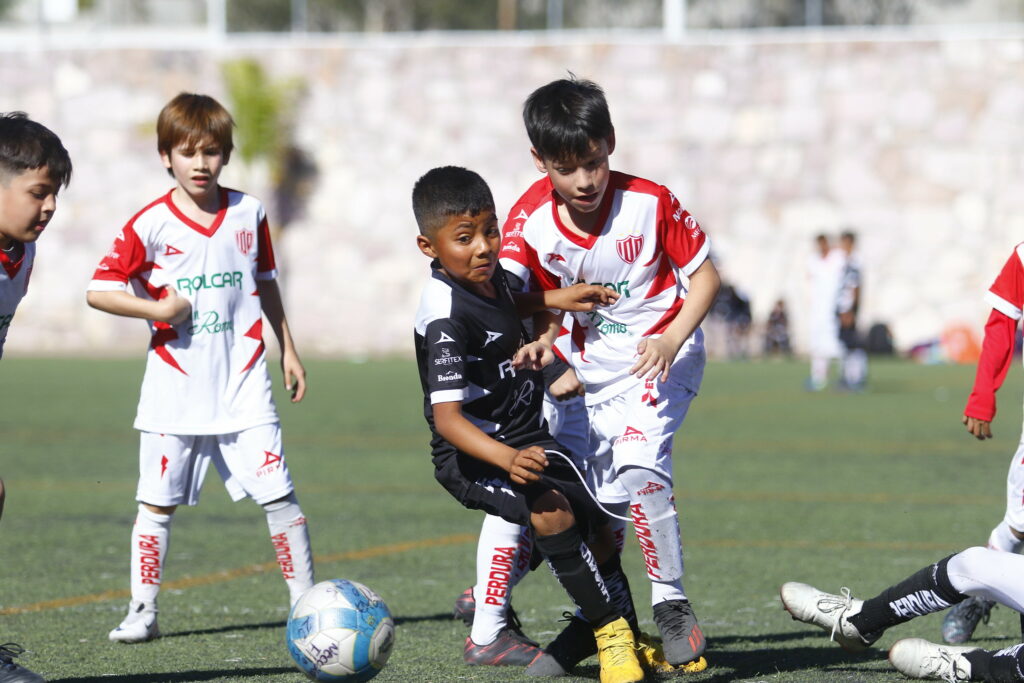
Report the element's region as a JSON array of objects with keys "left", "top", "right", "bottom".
[
  {"left": 416, "top": 234, "right": 438, "bottom": 259},
  {"left": 159, "top": 149, "right": 172, "bottom": 170},
  {"left": 530, "top": 147, "right": 548, "bottom": 174},
  {"left": 606, "top": 129, "right": 616, "bottom": 156}
]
